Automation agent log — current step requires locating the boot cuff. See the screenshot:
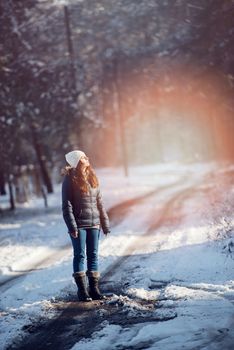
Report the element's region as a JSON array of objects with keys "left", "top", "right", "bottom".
[
  {"left": 73, "top": 271, "right": 85, "bottom": 278},
  {"left": 86, "top": 270, "right": 100, "bottom": 278}
]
